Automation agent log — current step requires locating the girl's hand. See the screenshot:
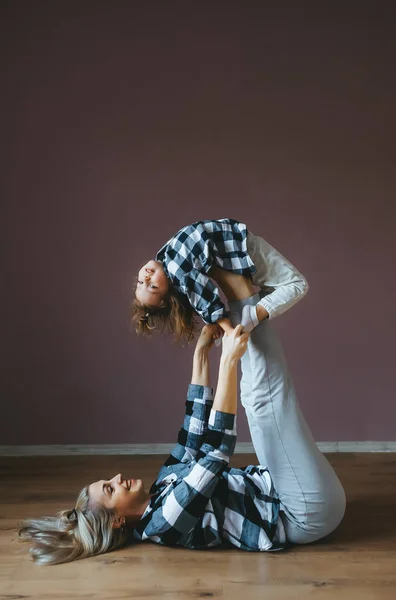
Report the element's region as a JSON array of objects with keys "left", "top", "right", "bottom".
[
  {"left": 196, "top": 324, "right": 223, "bottom": 352},
  {"left": 221, "top": 324, "right": 249, "bottom": 362},
  {"left": 217, "top": 318, "right": 234, "bottom": 335}
]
